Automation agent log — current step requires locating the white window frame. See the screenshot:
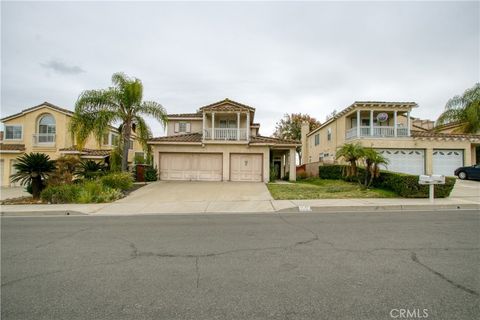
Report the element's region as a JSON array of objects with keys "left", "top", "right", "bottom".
[
  {"left": 4, "top": 124, "right": 23, "bottom": 140},
  {"left": 314, "top": 134, "right": 320, "bottom": 146},
  {"left": 102, "top": 132, "right": 120, "bottom": 147},
  {"left": 178, "top": 122, "right": 188, "bottom": 133},
  {"left": 327, "top": 128, "right": 332, "bottom": 141}
]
